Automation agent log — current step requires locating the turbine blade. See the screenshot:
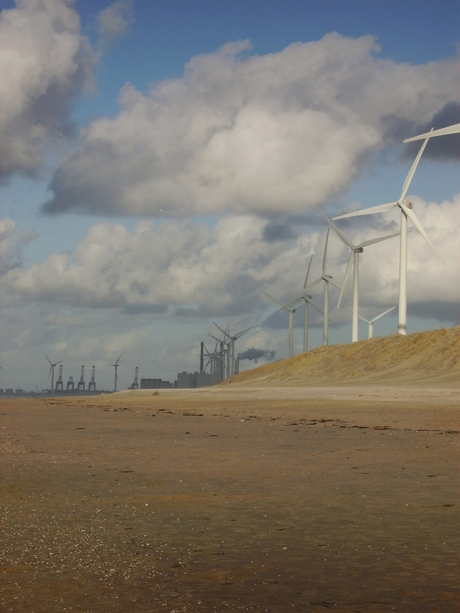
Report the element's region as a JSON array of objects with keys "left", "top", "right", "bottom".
[
  {"left": 319, "top": 209, "right": 353, "bottom": 248},
  {"left": 322, "top": 229, "right": 330, "bottom": 275},
  {"left": 115, "top": 352, "right": 123, "bottom": 365},
  {"left": 400, "top": 202, "right": 444, "bottom": 263},
  {"left": 403, "top": 123, "right": 460, "bottom": 142},
  {"left": 46, "top": 355, "right": 52, "bottom": 366},
  {"left": 263, "top": 291, "right": 288, "bottom": 310},
  {"left": 287, "top": 293, "right": 304, "bottom": 307},
  {"left": 234, "top": 324, "right": 258, "bottom": 339},
  {"left": 304, "top": 277, "right": 322, "bottom": 291},
  {"left": 337, "top": 252, "right": 353, "bottom": 308},
  {"left": 371, "top": 306, "right": 396, "bottom": 323},
  {"left": 400, "top": 130, "right": 433, "bottom": 201},
  {"left": 306, "top": 297, "right": 324, "bottom": 316},
  {"left": 213, "top": 321, "right": 230, "bottom": 338},
  {"left": 329, "top": 278, "right": 350, "bottom": 294},
  {"left": 333, "top": 202, "right": 398, "bottom": 220},
  {"left": 303, "top": 255, "right": 313, "bottom": 289},
  {"left": 358, "top": 314, "right": 370, "bottom": 324},
  {"left": 357, "top": 232, "right": 400, "bottom": 249},
  {"left": 207, "top": 332, "right": 221, "bottom": 343}
]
